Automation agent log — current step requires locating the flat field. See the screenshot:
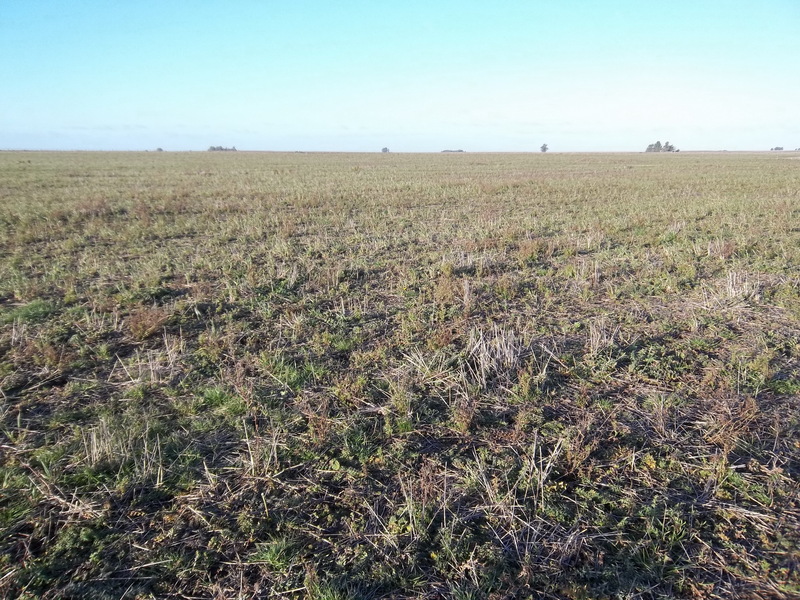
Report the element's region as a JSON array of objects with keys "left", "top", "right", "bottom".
[{"left": 1, "top": 151, "right": 799, "bottom": 599}]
